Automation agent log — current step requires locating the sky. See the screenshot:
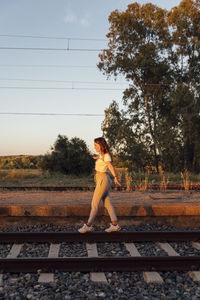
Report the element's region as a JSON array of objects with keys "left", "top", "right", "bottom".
[{"left": 0, "top": 0, "right": 181, "bottom": 156}]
